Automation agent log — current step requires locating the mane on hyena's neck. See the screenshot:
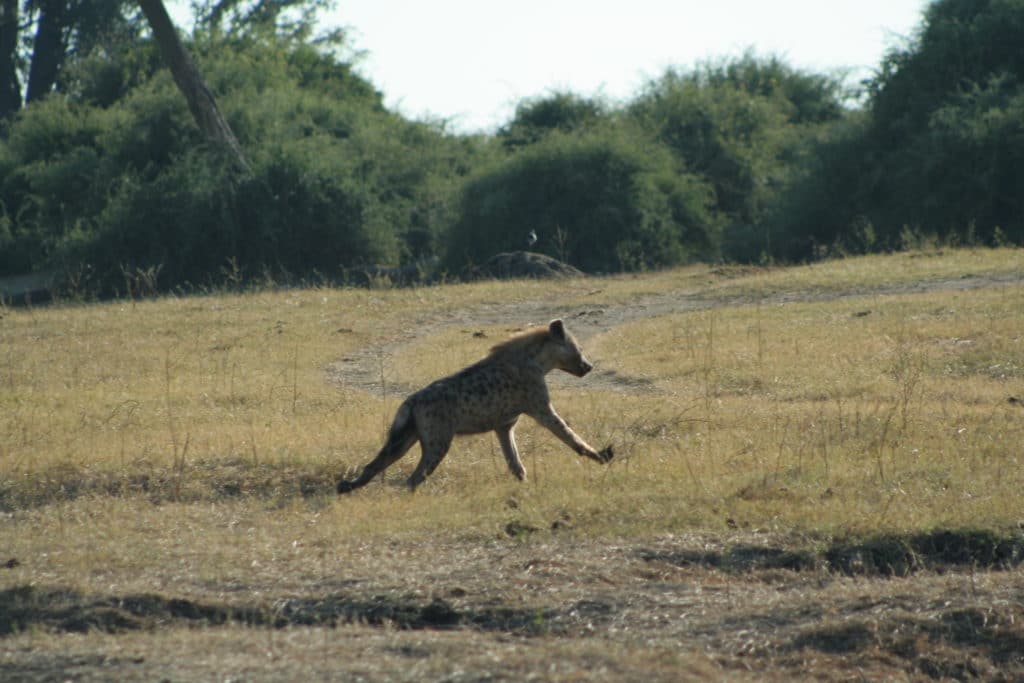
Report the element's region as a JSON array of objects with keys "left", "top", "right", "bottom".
[{"left": 488, "top": 327, "right": 550, "bottom": 358}]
